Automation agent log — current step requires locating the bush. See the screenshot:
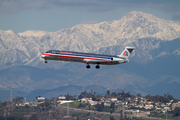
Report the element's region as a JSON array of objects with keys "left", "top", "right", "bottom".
[
  {"left": 77, "top": 103, "right": 86, "bottom": 108},
  {"left": 173, "top": 107, "right": 180, "bottom": 117},
  {"left": 29, "top": 114, "right": 38, "bottom": 120},
  {"left": 87, "top": 112, "right": 90, "bottom": 116}
]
